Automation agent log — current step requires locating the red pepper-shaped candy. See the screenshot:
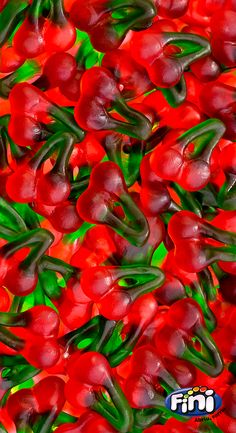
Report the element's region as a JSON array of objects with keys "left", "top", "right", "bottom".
[
  {"left": 74, "top": 67, "right": 152, "bottom": 141},
  {"left": 70, "top": 0, "right": 156, "bottom": 52},
  {"left": 76, "top": 161, "right": 150, "bottom": 247}
]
